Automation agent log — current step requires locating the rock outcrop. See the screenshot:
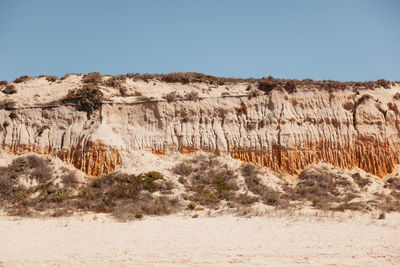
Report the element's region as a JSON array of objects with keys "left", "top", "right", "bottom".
[{"left": 0, "top": 75, "right": 399, "bottom": 177}]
